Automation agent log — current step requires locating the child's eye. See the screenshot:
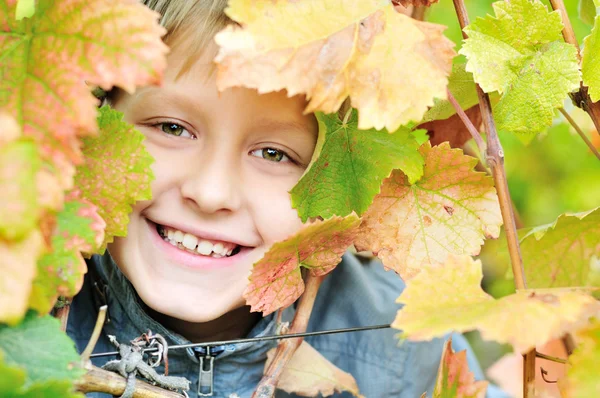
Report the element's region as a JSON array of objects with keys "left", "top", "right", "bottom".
[
  {"left": 157, "top": 122, "right": 195, "bottom": 139},
  {"left": 250, "top": 148, "right": 290, "bottom": 163}
]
